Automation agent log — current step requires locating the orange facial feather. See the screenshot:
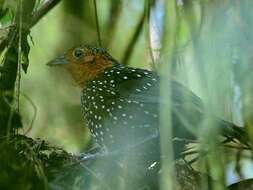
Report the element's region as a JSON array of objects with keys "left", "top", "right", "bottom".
[{"left": 64, "top": 50, "right": 113, "bottom": 86}]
